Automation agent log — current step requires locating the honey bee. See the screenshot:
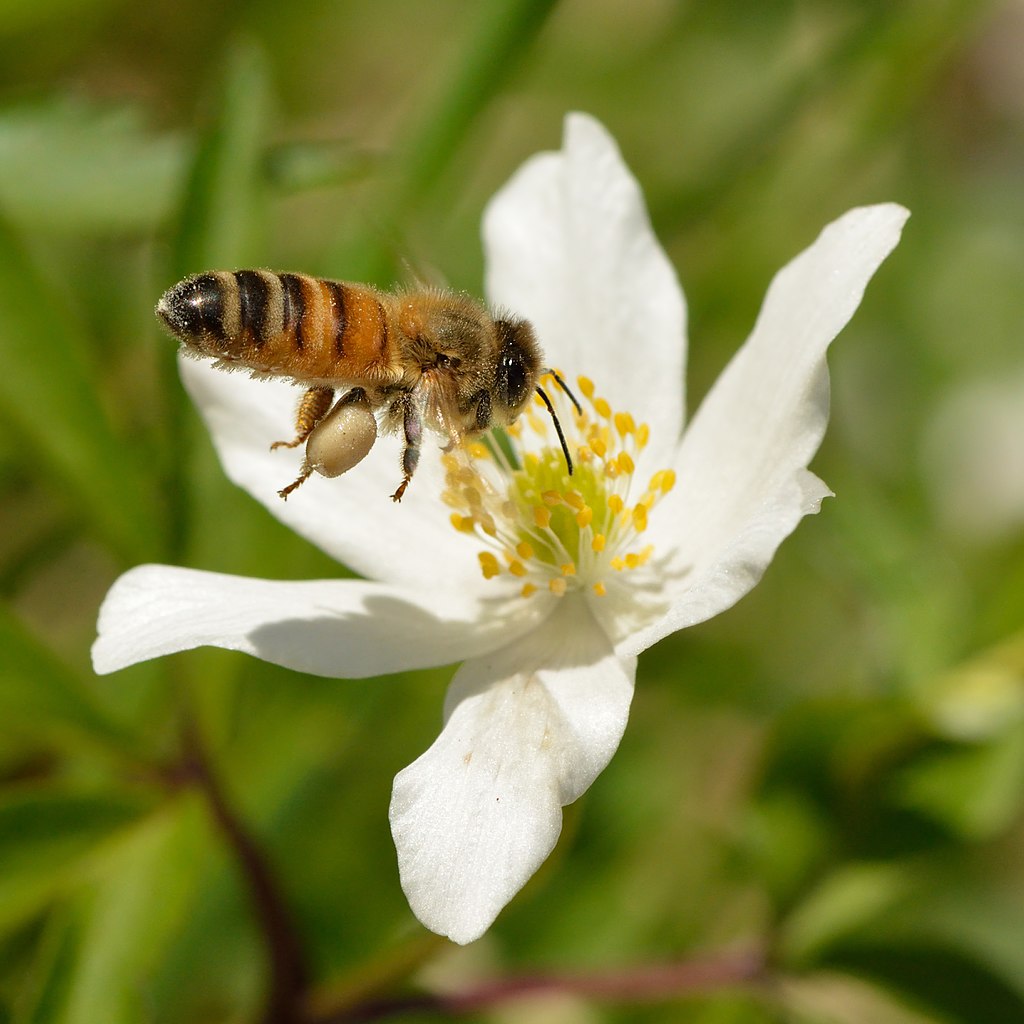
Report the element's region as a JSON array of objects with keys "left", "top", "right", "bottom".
[{"left": 156, "top": 270, "right": 577, "bottom": 501}]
